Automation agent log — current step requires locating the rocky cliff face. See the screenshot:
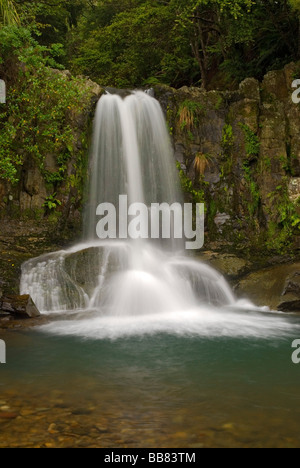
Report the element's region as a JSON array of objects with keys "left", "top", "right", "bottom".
[
  {"left": 1, "top": 63, "right": 300, "bottom": 258},
  {"left": 155, "top": 62, "right": 300, "bottom": 255}
]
